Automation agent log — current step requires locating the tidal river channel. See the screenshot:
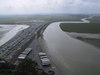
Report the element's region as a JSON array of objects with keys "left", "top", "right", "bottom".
[{"left": 42, "top": 21, "right": 100, "bottom": 75}]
